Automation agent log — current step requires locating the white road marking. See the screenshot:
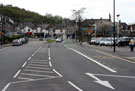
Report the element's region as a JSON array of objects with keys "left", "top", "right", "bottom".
[
  {"left": 27, "top": 64, "right": 49, "bottom": 67},
  {"left": 31, "top": 59, "right": 48, "bottom": 62},
  {"left": 64, "top": 45, "right": 117, "bottom": 73},
  {"left": 86, "top": 73, "right": 115, "bottom": 90},
  {"left": 49, "top": 56, "right": 51, "bottom": 60},
  {"left": 24, "top": 69, "right": 54, "bottom": 73},
  {"left": 10, "top": 76, "right": 60, "bottom": 84},
  {"left": 68, "top": 81, "right": 83, "bottom": 91},
  {"left": 28, "top": 57, "right": 31, "bottom": 61},
  {"left": 87, "top": 73, "right": 135, "bottom": 79},
  {"left": 49, "top": 61, "right": 52, "bottom": 67},
  {"left": 2, "top": 83, "right": 11, "bottom": 91},
  {"left": 25, "top": 66, "right": 50, "bottom": 70},
  {"left": 35, "top": 51, "right": 37, "bottom": 54},
  {"left": 13, "top": 70, "right": 21, "bottom": 78},
  {"left": 30, "top": 61, "right": 48, "bottom": 64},
  {"left": 48, "top": 48, "right": 50, "bottom": 56},
  {"left": 18, "top": 77, "right": 34, "bottom": 80},
  {"left": 53, "top": 69, "right": 63, "bottom": 77},
  {"left": 21, "top": 73, "right": 55, "bottom": 78},
  {"left": 22, "top": 62, "right": 27, "bottom": 67},
  {"left": 32, "top": 53, "right": 35, "bottom": 57}
]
